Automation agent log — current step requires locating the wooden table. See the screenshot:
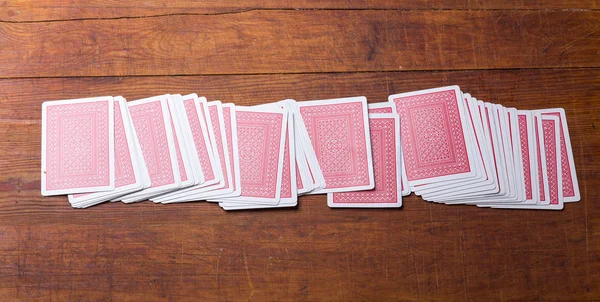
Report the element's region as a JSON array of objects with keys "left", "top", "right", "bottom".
[{"left": 1, "top": 1, "right": 599, "bottom": 301}]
